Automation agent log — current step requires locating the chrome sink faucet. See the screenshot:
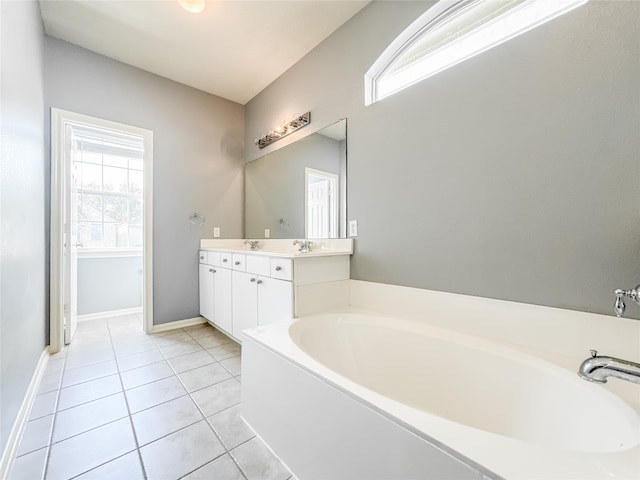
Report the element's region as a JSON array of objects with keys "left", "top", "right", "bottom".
[
  {"left": 613, "top": 284, "right": 640, "bottom": 317},
  {"left": 244, "top": 240, "right": 259, "bottom": 251},
  {"left": 293, "top": 239, "right": 314, "bottom": 253},
  {"left": 578, "top": 350, "right": 640, "bottom": 385}
]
